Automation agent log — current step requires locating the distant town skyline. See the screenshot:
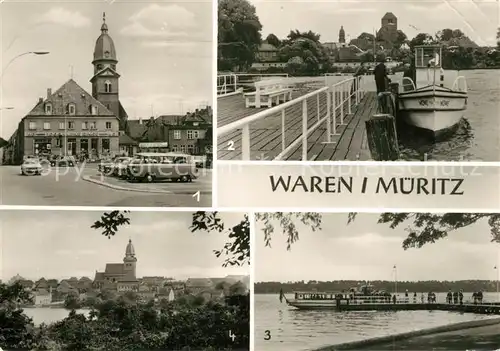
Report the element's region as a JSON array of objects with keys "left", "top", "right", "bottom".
[
  {"left": 0, "top": 0, "right": 212, "bottom": 139},
  {"left": 0, "top": 211, "right": 248, "bottom": 281},
  {"left": 256, "top": 213, "right": 500, "bottom": 282},
  {"left": 250, "top": 0, "right": 498, "bottom": 46}
]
